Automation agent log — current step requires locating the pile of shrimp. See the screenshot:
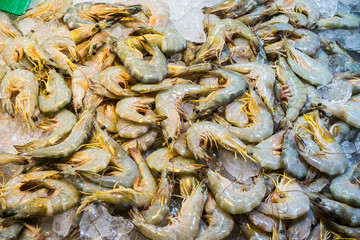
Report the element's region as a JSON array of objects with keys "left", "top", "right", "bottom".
[{"left": 0, "top": 0, "right": 360, "bottom": 239}]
